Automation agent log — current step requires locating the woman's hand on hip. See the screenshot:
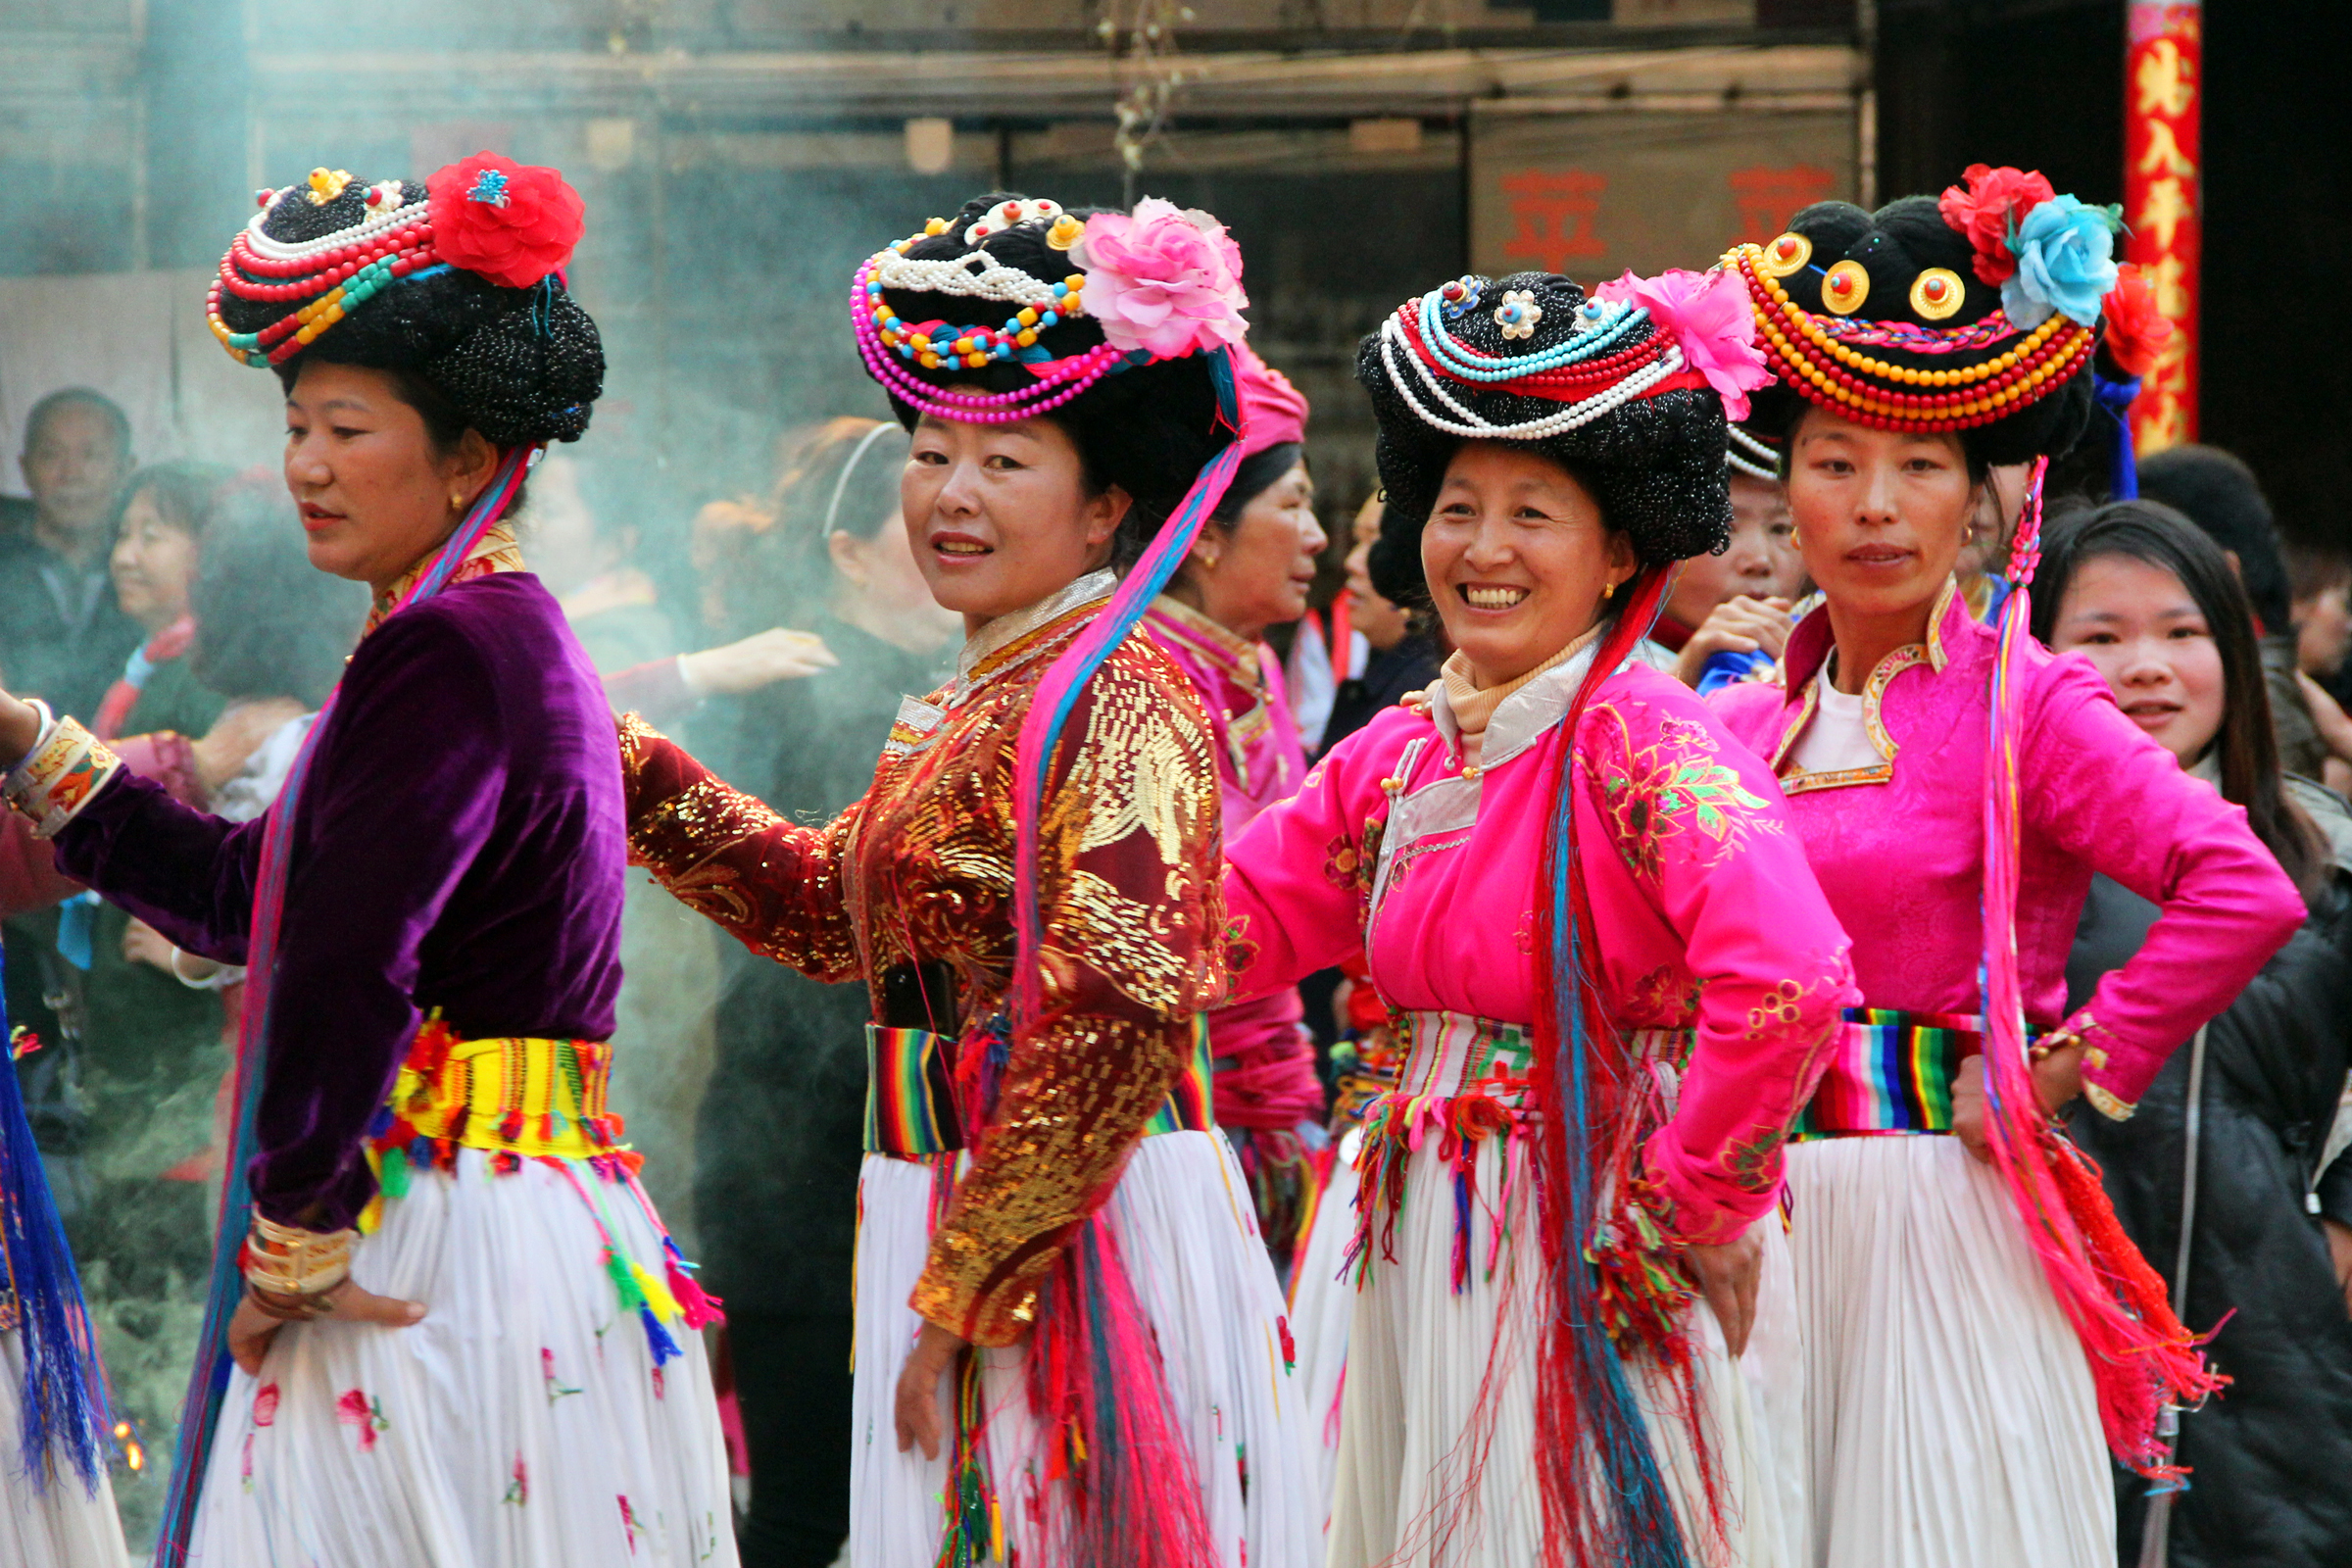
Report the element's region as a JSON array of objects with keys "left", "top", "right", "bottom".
[
  {"left": 228, "top": 1280, "right": 426, "bottom": 1375},
  {"left": 1684, "top": 1226, "right": 1763, "bottom": 1358},
  {"left": 895, "top": 1318, "right": 968, "bottom": 1460},
  {"left": 1952, "top": 1043, "right": 2085, "bottom": 1166}
]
